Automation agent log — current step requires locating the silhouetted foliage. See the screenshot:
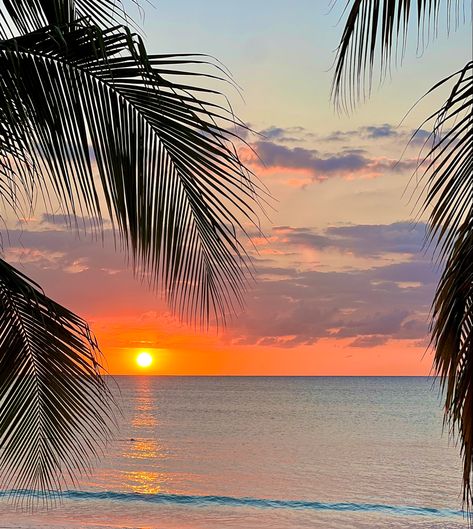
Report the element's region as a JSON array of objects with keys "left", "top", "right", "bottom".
[
  {"left": 333, "top": 0, "right": 472, "bottom": 514},
  {"left": 0, "top": 0, "right": 260, "bottom": 499}
]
